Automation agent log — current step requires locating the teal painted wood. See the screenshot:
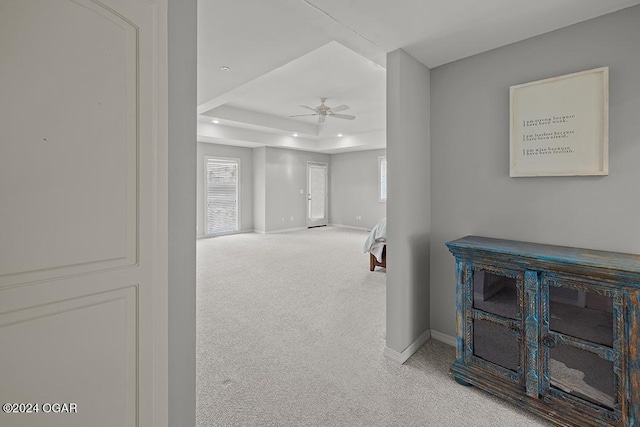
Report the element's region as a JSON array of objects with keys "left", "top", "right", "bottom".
[
  {"left": 524, "top": 270, "right": 540, "bottom": 398},
  {"left": 551, "top": 331, "right": 615, "bottom": 361},
  {"left": 455, "top": 259, "right": 464, "bottom": 362},
  {"left": 625, "top": 290, "right": 640, "bottom": 426},
  {"left": 541, "top": 274, "right": 551, "bottom": 407},
  {"left": 472, "top": 309, "right": 515, "bottom": 329},
  {"left": 612, "top": 296, "right": 624, "bottom": 415},
  {"left": 446, "top": 235, "right": 640, "bottom": 427},
  {"left": 464, "top": 264, "right": 473, "bottom": 362},
  {"left": 446, "top": 236, "right": 640, "bottom": 280},
  {"left": 462, "top": 263, "right": 473, "bottom": 363}
]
